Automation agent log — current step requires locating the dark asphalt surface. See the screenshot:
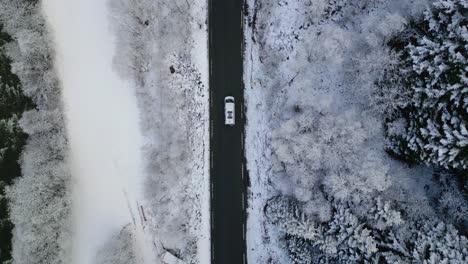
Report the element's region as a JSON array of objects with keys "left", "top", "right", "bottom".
[{"left": 209, "top": 0, "right": 247, "bottom": 263}]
